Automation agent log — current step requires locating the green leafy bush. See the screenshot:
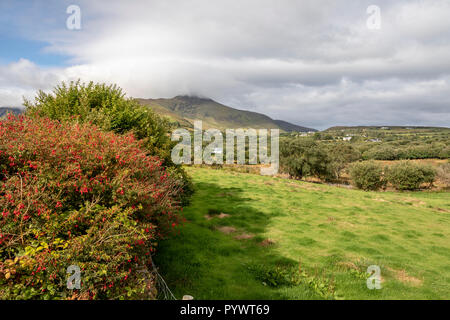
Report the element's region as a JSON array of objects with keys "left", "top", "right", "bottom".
[
  {"left": 24, "top": 80, "right": 193, "bottom": 204},
  {"left": 386, "top": 161, "right": 436, "bottom": 190},
  {"left": 438, "top": 146, "right": 450, "bottom": 159},
  {"left": 362, "top": 146, "right": 399, "bottom": 160},
  {"left": 327, "top": 143, "right": 361, "bottom": 179},
  {"left": 280, "top": 139, "right": 335, "bottom": 181},
  {"left": 420, "top": 164, "right": 437, "bottom": 187},
  {"left": 349, "top": 161, "right": 385, "bottom": 191},
  {"left": 0, "top": 115, "right": 182, "bottom": 299}
]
